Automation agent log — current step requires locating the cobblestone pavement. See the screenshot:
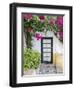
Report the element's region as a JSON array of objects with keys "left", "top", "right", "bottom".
[{"left": 36, "top": 64, "right": 63, "bottom": 74}]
